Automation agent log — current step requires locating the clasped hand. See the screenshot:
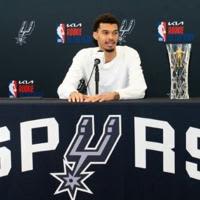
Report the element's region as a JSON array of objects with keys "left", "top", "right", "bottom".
[{"left": 68, "top": 91, "right": 119, "bottom": 102}]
